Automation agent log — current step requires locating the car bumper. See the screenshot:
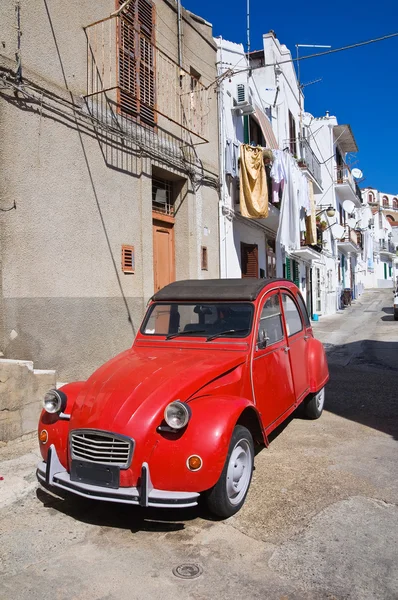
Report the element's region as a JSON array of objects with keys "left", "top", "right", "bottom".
[{"left": 36, "top": 444, "right": 199, "bottom": 508}]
